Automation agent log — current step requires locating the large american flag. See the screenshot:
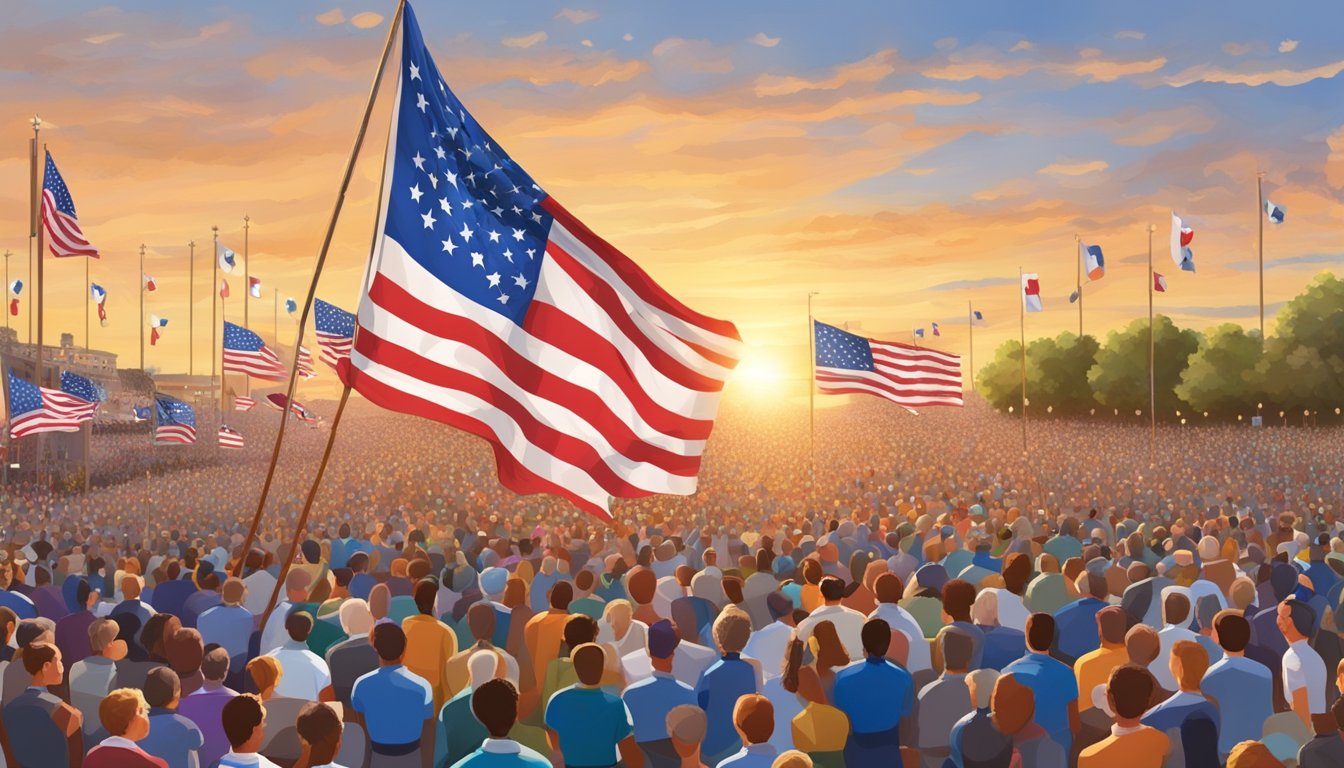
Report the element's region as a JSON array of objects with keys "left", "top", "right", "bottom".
[
  {"left": 223, "top": 322, "right": 287, "bottom": 380},
  {"left": 340, "top": 5, "right": 741, "bottom": 520},
  {"left": 7, "top": 369, "right": 99, "bottom": 438},
  {"left": 814, "top": 321, "right": 963, "bottom": 408},
  {"left": 41, "top": 151, "right": 99, "bottom": 259},
  {"left": 154, "top": 394, "right": 196, "bottom": 445},
  {"left": 314, "top": 298, "right": 355, "bottom": 368}
]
